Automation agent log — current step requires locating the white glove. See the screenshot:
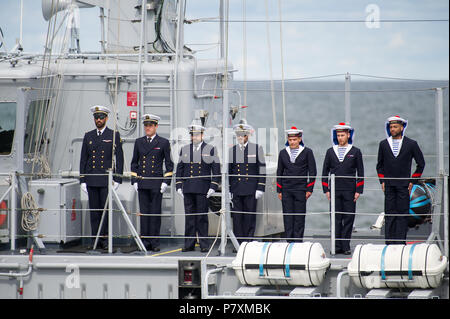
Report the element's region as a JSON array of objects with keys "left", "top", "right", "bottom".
[
  {"left": 228, "top": 192, "right": 233, "bottom": 200},
  {"left": 206, "top": 188, "right": 215, "bottom": 198},
  {"left": 160, "top": 182, "right": 168, "bottom": 194},
  {"left": 255, "top": 190, "right": 264, "bottom": 200},
  {"left": 133, "top": 183, "right": 138, "bottom": 192},
  {"left": 81, "top": 183, "right": 88, "bottom": 194},
  {"left": 177, "top": 188, "right": 184, "bottom": 198},
  {"left": 113, "top": 182, "right": 119, "bottom": 191}
]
